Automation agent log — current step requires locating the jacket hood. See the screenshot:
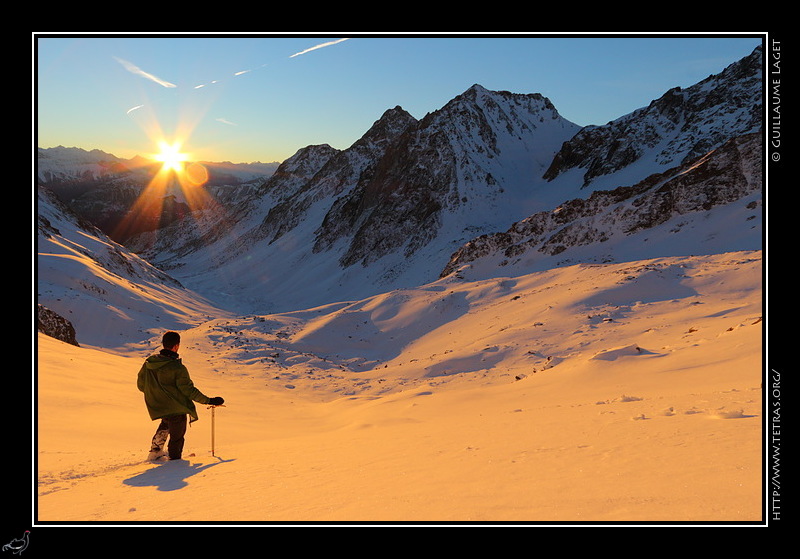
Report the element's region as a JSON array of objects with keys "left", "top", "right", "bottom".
[{"left": 145, "top": 353, "right": 182, "bottom": 370}]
